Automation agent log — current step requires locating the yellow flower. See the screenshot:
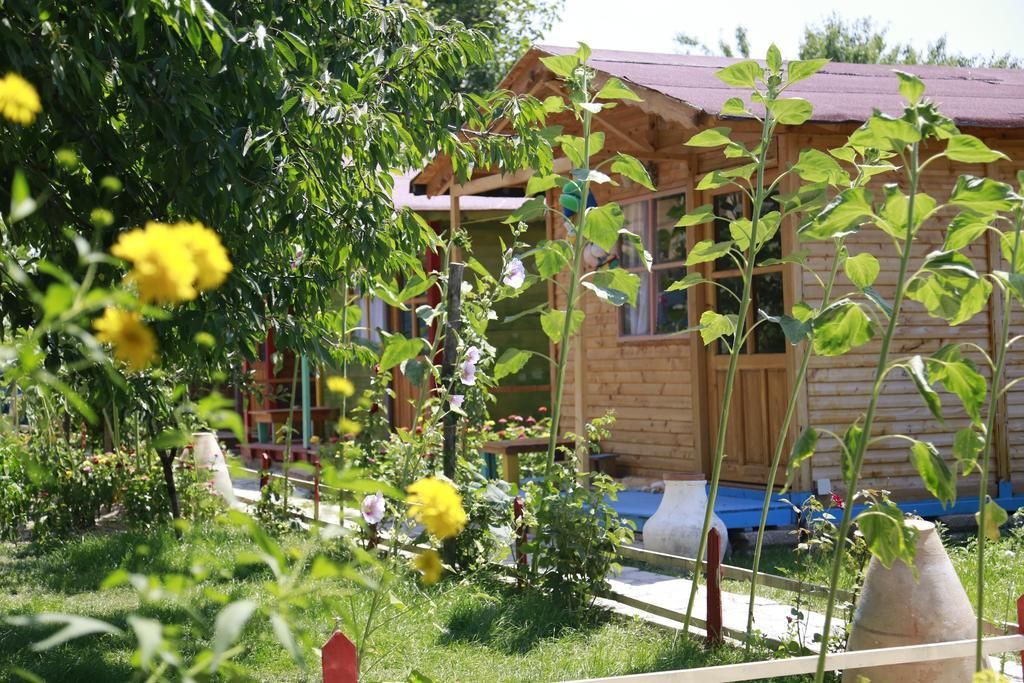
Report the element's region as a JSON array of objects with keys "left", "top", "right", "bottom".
[
  {"left": 0, "top": 73, "right": 42, "bottom": 125},
  {"left": 93, "top": 308, "right": 157, "bottom": 371},
  {"left": 338, "top": 417, "right": 361, "bottom": 436},
  {"left": 326, "top": 376, "right": 355, "bottom": 396},
  {"left": 174, "top": 221, "right": 232, "bottom": 290},
  {"left": 112, "top": 222, "right": 198, "bottom": 304},
  {"left": 414, "top": 549, "right": 443, "bottom": 585},
  {"left": 406, "top": 477, "right": 467, "bottom": 540}
]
